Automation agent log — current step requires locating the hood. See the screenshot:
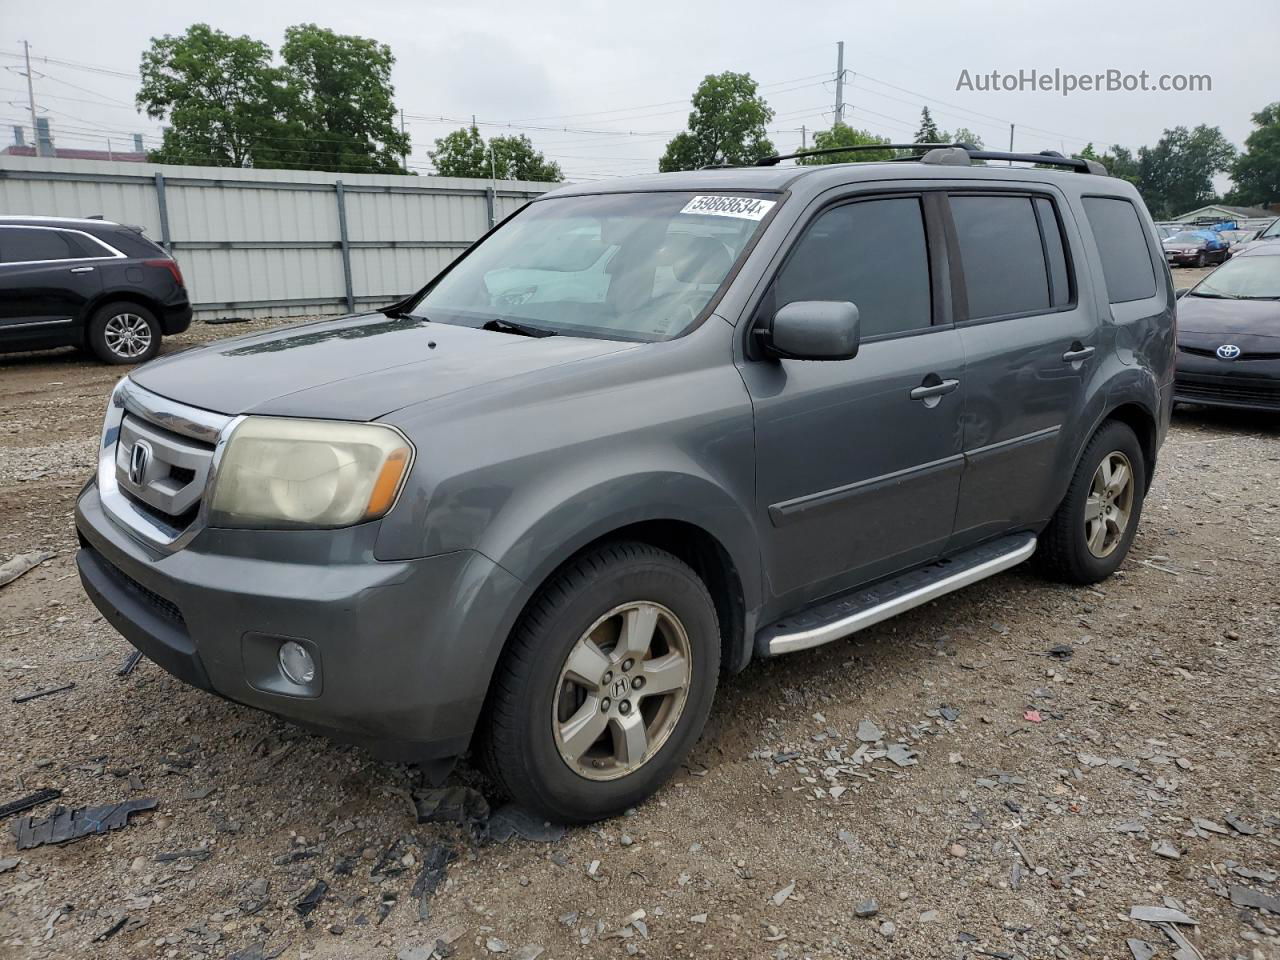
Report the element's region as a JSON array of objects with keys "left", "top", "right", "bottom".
[
  {"left": 131, "top": 313, "right": 636, "bottom": 420},
  {"left": 1177, "top": 296, "right": 1280, "bottom": 352}
]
